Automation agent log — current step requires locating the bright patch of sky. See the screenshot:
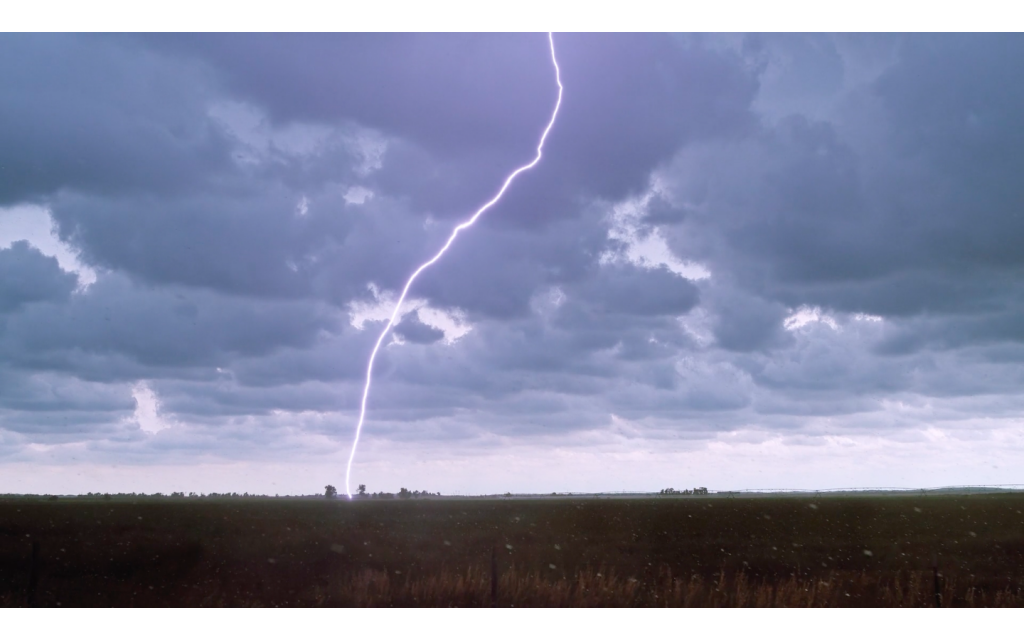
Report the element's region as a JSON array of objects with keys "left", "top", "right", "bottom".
[
  {"left": 130, "top": 382, "right": 176, "bottom": 434},
  {"left": 344, "top": 186, "right": 374, "bottom": 205},
  {"left": 784, "top": 305, "right": 840, "bottom": 331},
  {"left": 602, "top": 188, "right": 710, "bottom": 281},
  {"left": 348, "top": 283, "right": 472, "bottom": 344},
  {"left": 0, "top": 204, "right": 97, "bottom": 288}
]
